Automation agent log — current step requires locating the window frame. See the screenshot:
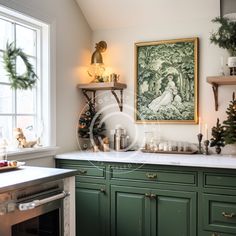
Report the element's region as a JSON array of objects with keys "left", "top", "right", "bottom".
[{"left": 0, "top": 5, "right": 53, "bottom": 148}]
